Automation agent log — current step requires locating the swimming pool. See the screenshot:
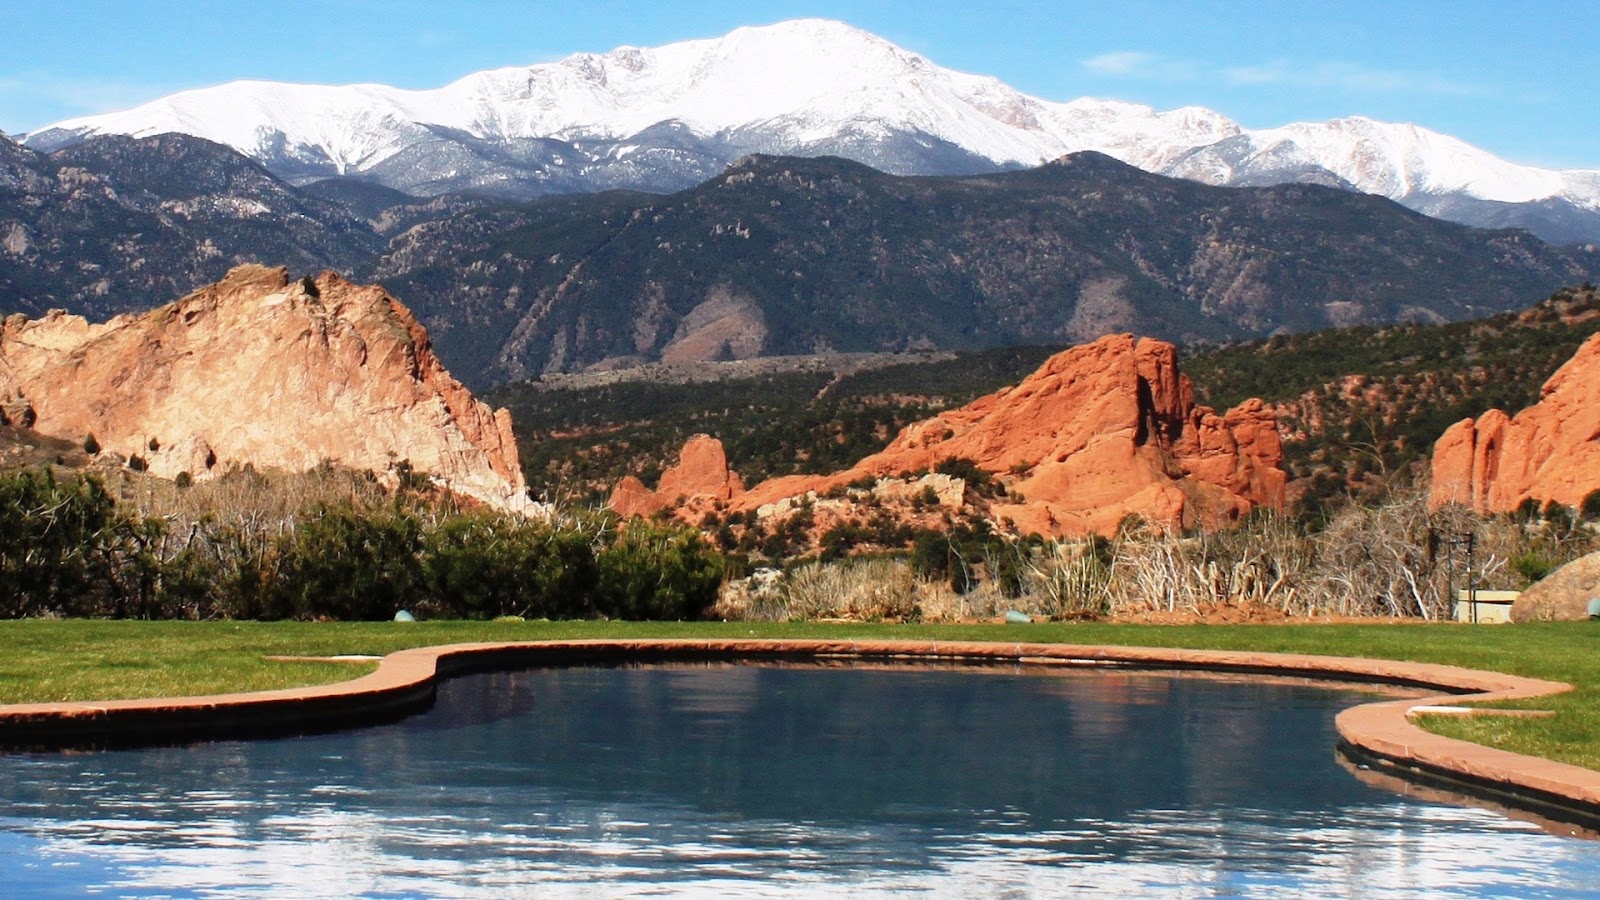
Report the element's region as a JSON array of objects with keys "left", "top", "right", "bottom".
[{"left": 2, "top": 663, "right": 1597, "bottom": 897}]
